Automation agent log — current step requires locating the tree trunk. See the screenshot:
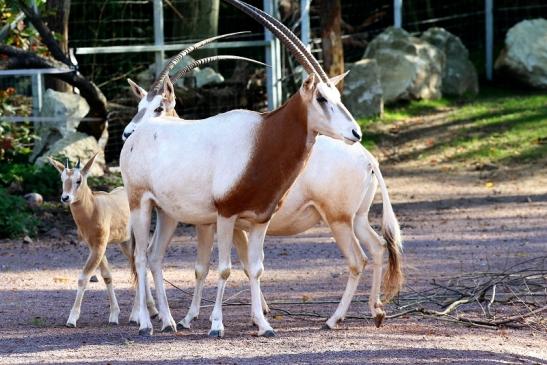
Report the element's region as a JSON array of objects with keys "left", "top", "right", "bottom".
[
  {"left": 319, "top": 0, "right": 344, "bottom": 91},
  {"left": 172, "top": 0, "right": 219, "bottom": 60},
  {"left": 44, "top": 0, "right": 71, "bottom": 92}
]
